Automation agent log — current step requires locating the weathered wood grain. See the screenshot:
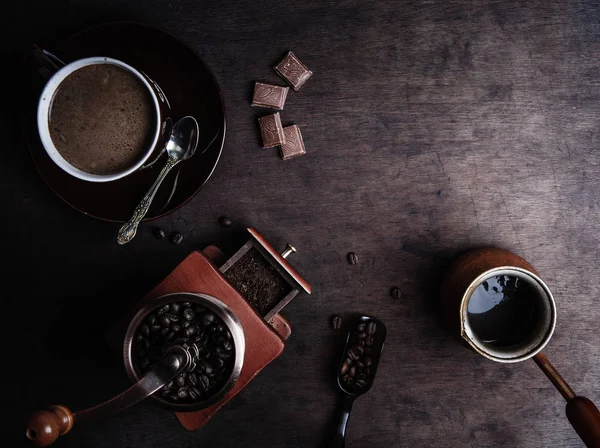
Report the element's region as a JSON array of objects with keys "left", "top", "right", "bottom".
[{"left": 2, "top": 0, "right": 600, "bottom": 447}]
